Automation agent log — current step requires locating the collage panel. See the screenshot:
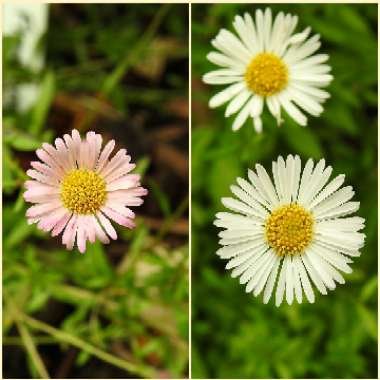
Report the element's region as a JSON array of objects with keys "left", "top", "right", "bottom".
[
  {"left": 2, "top": 1, "right": 379, "bottom": 379},
  {"left": 191, "top": 3, "right": 377, "bottom": 379},
  {"left": 3, "top": 3, "right": 188, "bottom": 379}
]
